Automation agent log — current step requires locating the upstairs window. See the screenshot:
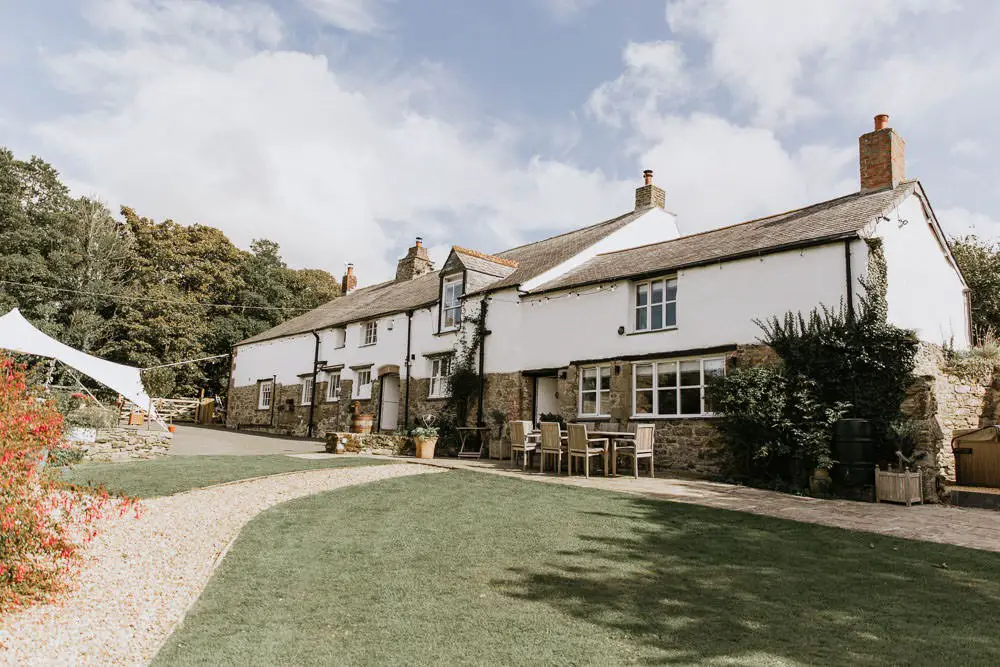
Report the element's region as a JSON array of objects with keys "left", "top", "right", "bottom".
[
  {"left": 442, "top": 275, "right": 463, "bottom": 330},
  {"left": 354, "top": 368, "right": 373, "bottom": 399},
  {"left": 300, "top": 376, "right": 314, "bottom": 406},
  {"left": 635, "top": 277, "right": 678, "bottom": 332},
  {"left": 579, "top": 365, "right": 612, "bottom": 417},
  {"left": 258, "top": 380, "right": 273, "bottom": 410},
  {"left": 333, "top": 328, "right": 346, "bottom": 349},
  {"left": 326, "top": 370, "right": 341, "bottom": 401},
  {"left": 429, "top": 356, "right": 453, "bottom": 398},
  {"left": 363, "top": 321, "right": 378, "bottom": 346},
  {"left": 633, "top": 357, "right": 725, "bottom": 417}
]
